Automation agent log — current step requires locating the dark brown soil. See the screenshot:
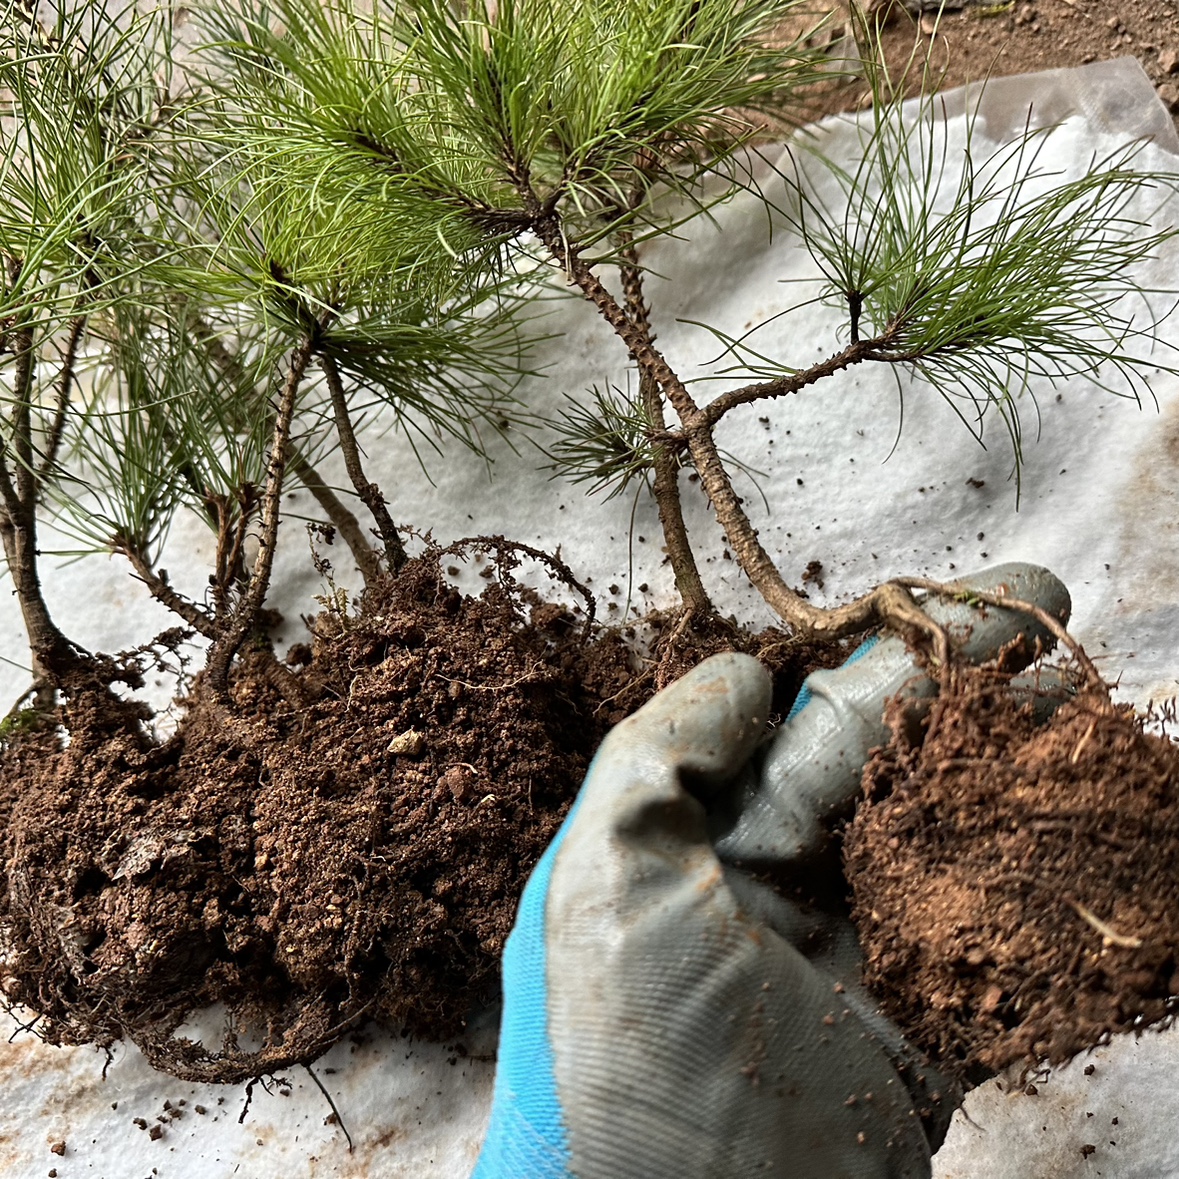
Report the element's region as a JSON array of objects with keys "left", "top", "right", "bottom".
[
  {"left": 845, "top": 664, "right": 1179, "bottom": 1083},
  {"left": 871, "top": 0, "right": 1179, "bottom": 119},
  {"left": 0, "top": 545, "right": 833, "bottom": 1083},
  {"left": 0, "top": 549, "right": 634, "bottom": 1082}
]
